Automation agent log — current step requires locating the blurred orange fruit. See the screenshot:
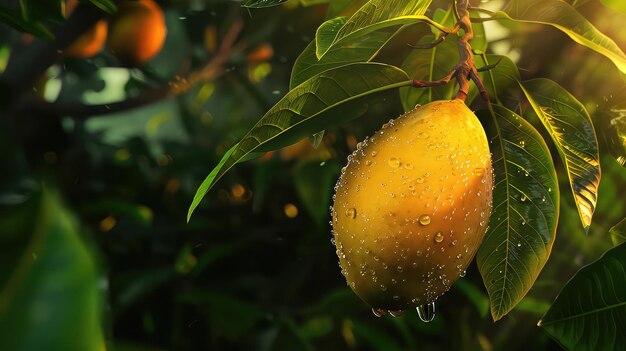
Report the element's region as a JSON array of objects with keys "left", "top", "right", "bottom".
[{"left": 106, "top": 0, "right": 167, "bottom": 66}]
